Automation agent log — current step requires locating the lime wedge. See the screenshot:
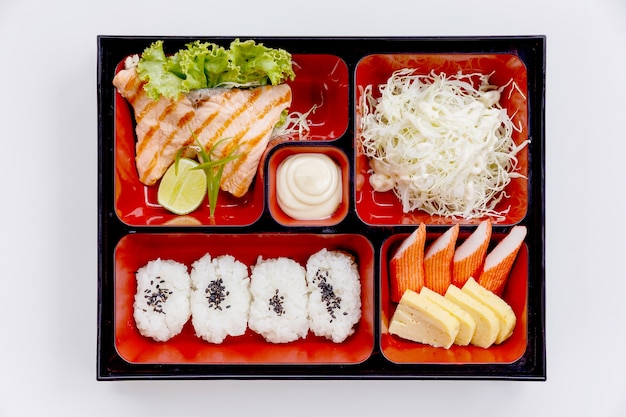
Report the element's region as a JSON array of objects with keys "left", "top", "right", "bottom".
[{"left": 157, "top": 158, "right": 207, "bottom": 215}]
